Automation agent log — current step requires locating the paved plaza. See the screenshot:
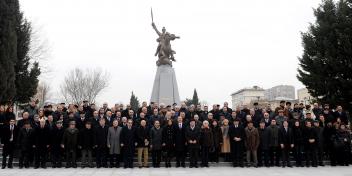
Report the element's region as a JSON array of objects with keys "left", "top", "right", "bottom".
[{"left": 0, "top": 166, "right": 352, "bottom": 176}]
